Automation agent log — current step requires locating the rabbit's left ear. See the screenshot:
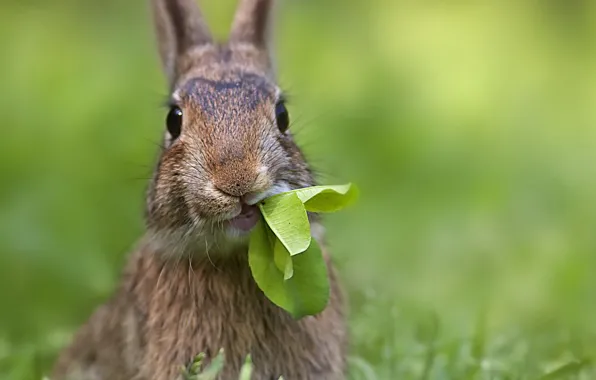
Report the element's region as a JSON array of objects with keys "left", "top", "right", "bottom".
[
  {"left": 229, "top": 0, "right": 277, "bottom": 63},
  {"left": 151, "top": 0, "right": 213, "bottom": 85}
]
